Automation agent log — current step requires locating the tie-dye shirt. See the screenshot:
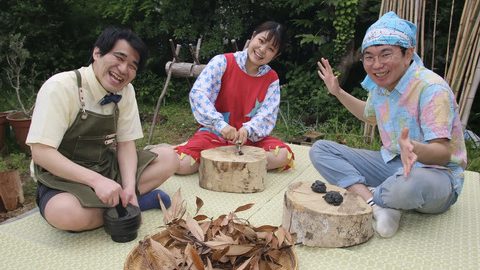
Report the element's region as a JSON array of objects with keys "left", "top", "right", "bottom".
[{"left": 361, "top": 57, "right": 467, "bottom": 195}]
